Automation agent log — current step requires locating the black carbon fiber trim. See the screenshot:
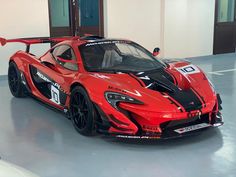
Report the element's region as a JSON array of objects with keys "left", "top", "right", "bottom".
[{"left": 134, "top": 68, "right": 202, "bottom": 112}]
